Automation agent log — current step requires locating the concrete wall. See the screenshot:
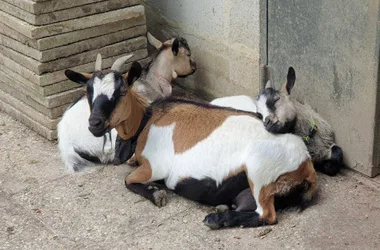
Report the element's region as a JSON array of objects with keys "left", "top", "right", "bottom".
[
  {"left": 143, "top": 0, "right": 262, "bottom": 99},
  {"left": 266, "top": 0, "right": 380, "bottom": 177}
]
